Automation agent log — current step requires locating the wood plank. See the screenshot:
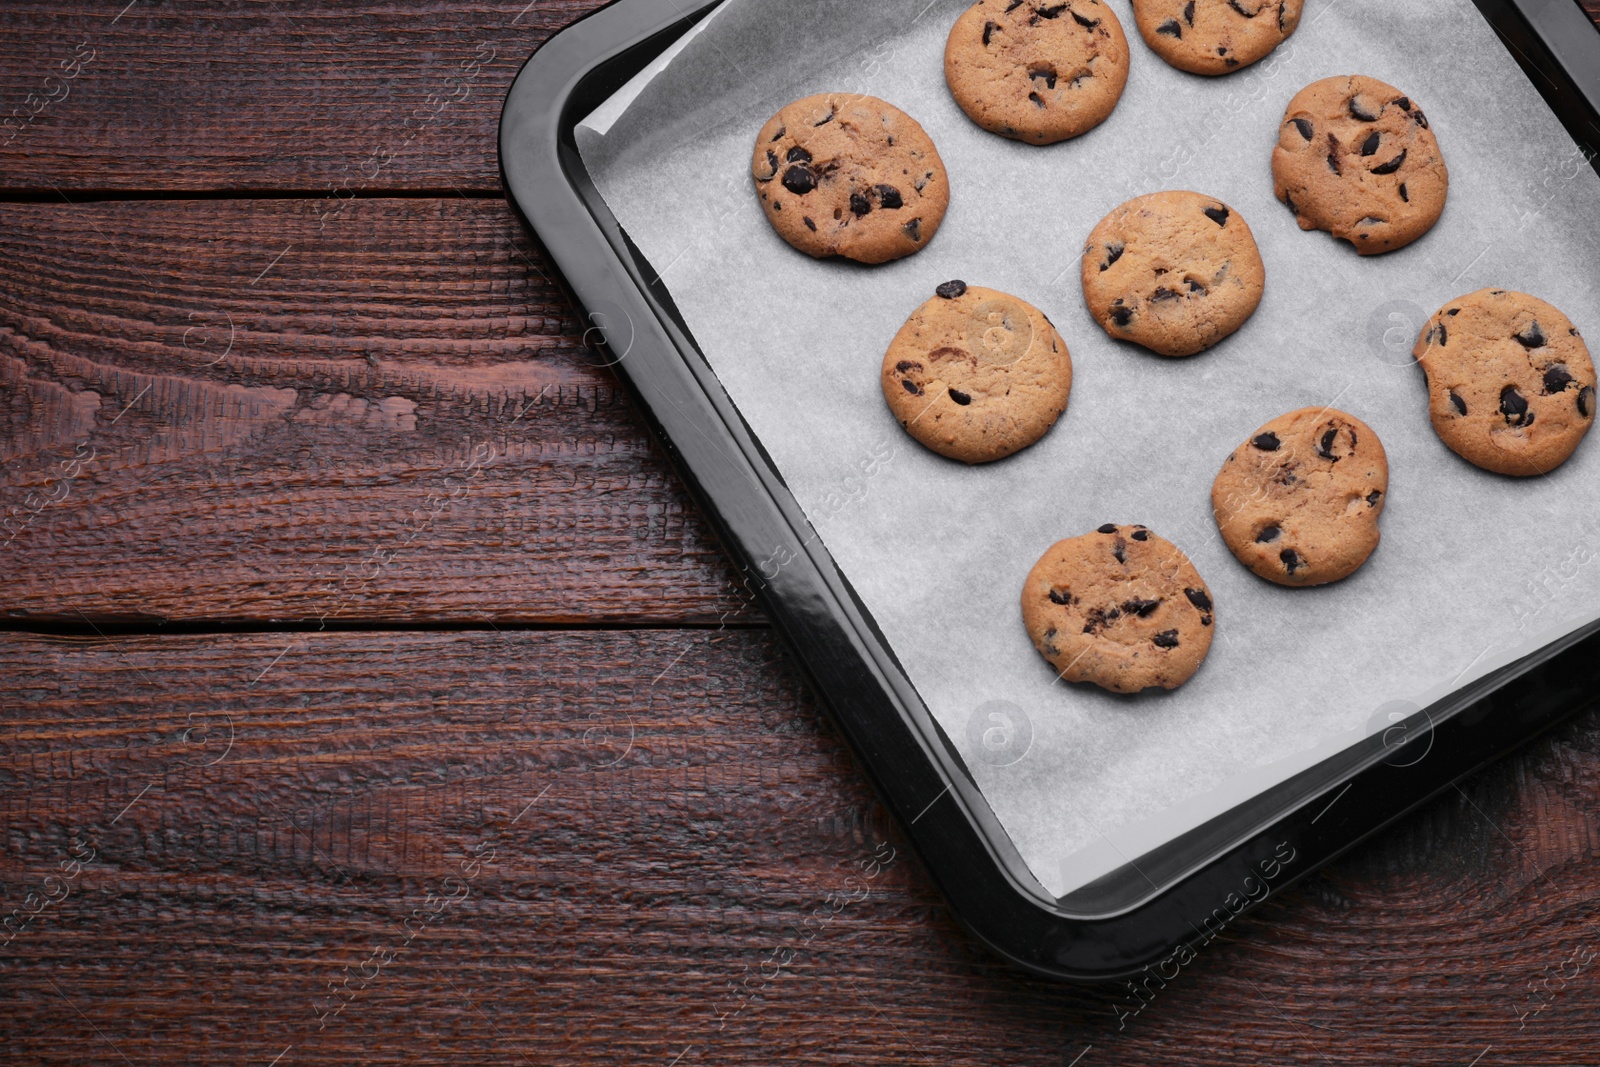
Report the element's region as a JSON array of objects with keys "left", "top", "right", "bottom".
[
  {"left": 3, "top": 629, "right": 1600, "bottom": 1064},
  {"left": 0, "top": 0, "right": 607, "bottom": 193},
  {"left": 1, "top": 2, "right": 1596, "bottom": 193},
  {"left": 0, "top": 197, "right": 752, "bottom": 624}
]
